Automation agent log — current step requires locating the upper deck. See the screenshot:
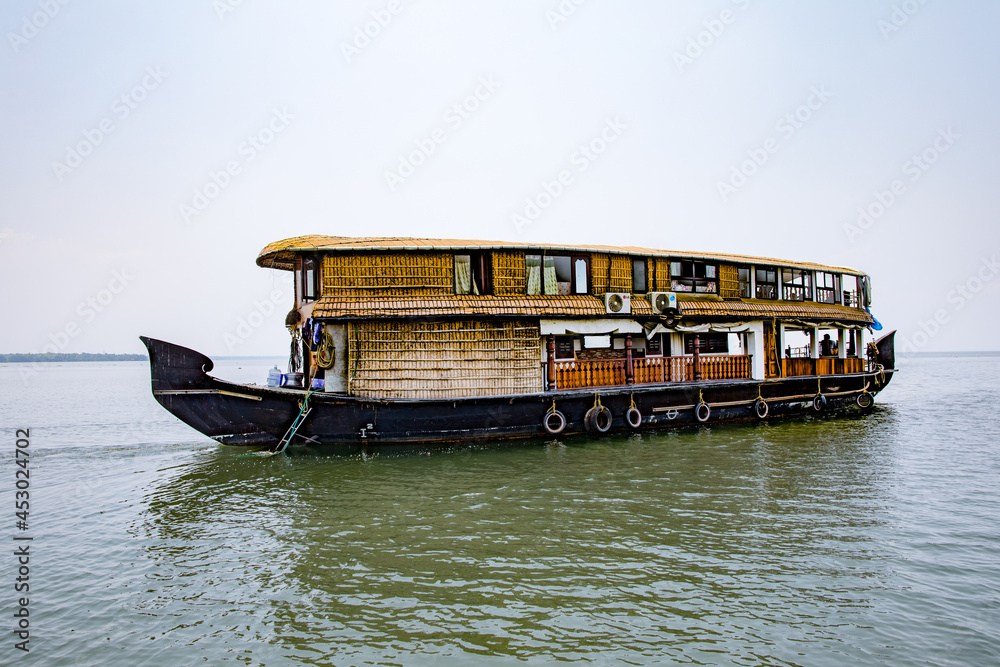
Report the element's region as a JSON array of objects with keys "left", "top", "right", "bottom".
[{"left": 257, "top": 235, "right": 874, "bottom": 325}]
